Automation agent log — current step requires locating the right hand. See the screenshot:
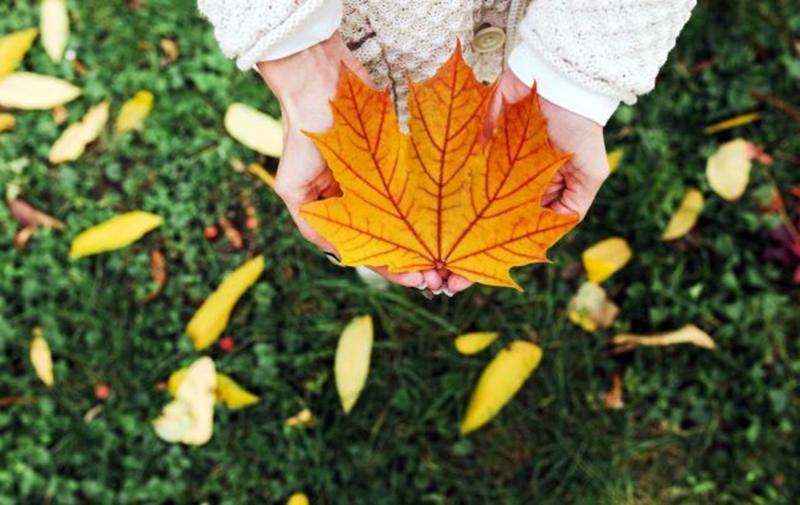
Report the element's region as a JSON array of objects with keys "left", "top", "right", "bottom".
[{"left": 257, "top": 33, "right": 443, "bottom": 291}]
